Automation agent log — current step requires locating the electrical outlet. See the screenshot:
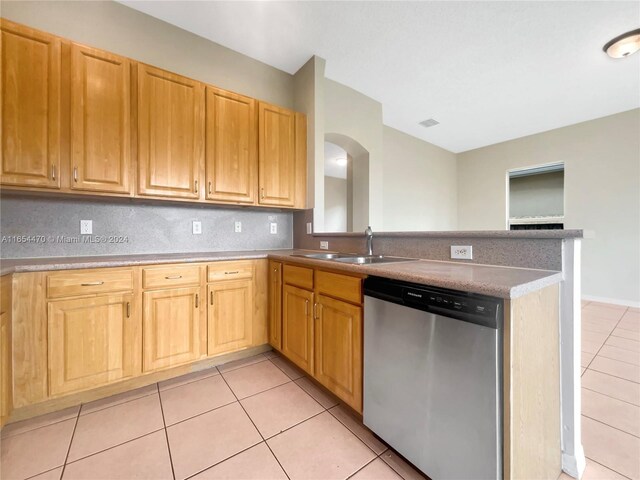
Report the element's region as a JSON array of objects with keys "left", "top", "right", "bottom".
[
  {"left": 320, "top": 241, "right": 329, "bottom": 250},
  {"left": 270, "top": 223, "right": 278, "bottom": 234},
  {"left": 451, "top": 246, "right": 473, "bottom": 260},
  {"left": 306, "top": 222, "right": 312, "bottom": 234},
  {"left": 234, "top": 221, "right": 242, "bottom": 233},
  {"left": 80, "top": 220, "right": 92, "bottom": 235},
  {"left": 192, "top": 221, "right": 202, "bottom": 235}
]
